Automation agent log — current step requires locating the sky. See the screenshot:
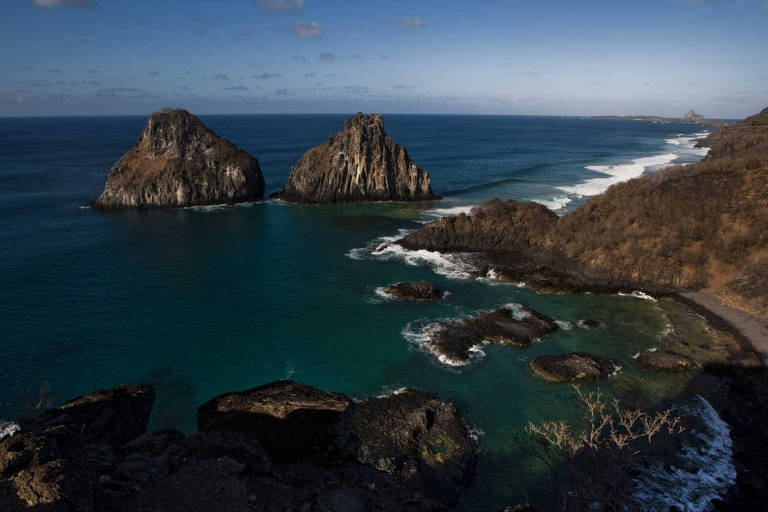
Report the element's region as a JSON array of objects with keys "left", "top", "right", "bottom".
[{"left": 1, "top": 0, "right": 767, "bottom": 117}]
